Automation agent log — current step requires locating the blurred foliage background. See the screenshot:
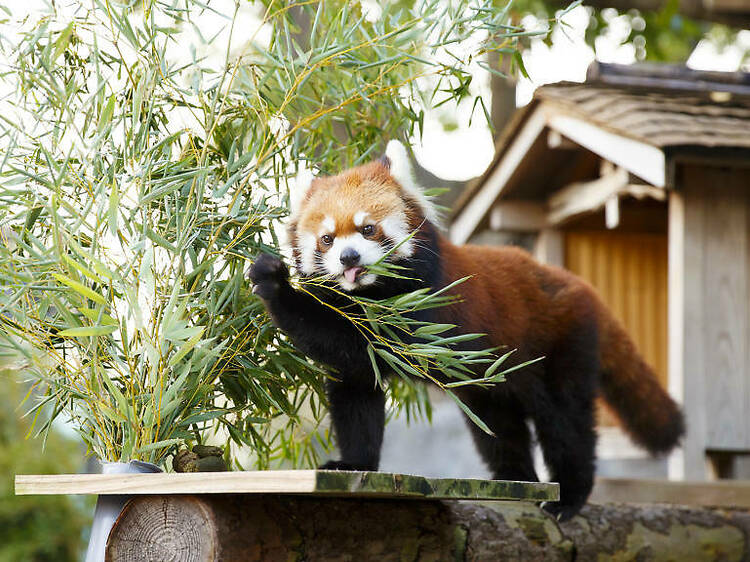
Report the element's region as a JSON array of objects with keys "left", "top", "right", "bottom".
[{"left": 0, "top": 355, "right": 92, "bottom": 561}]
